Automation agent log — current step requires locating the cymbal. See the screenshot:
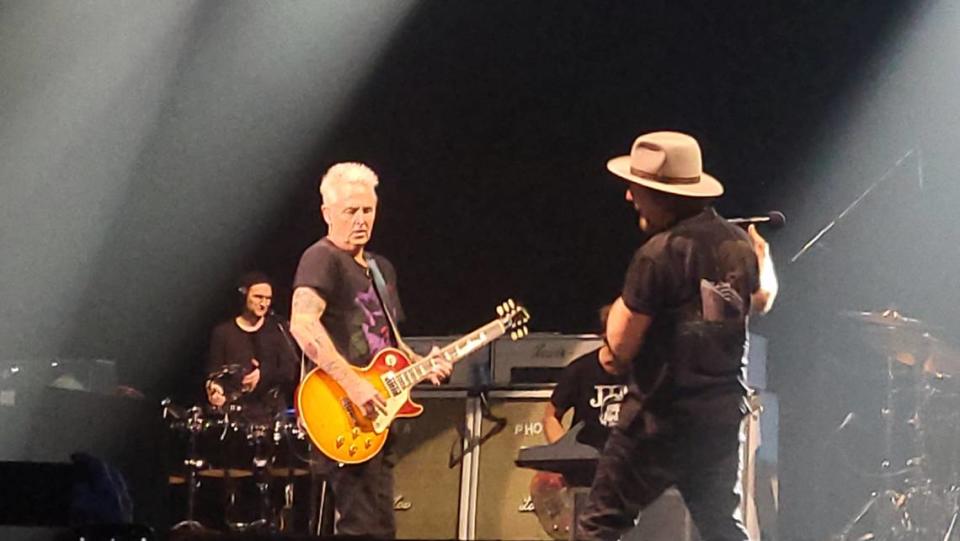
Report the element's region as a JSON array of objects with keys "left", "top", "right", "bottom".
[
  {"left": 843, "top": 309, "right": 930, "bottom": 331},
  {"left": 847, "top": 309, "right": 930, "bottom": 362},
  {"left": 925, "top": 337, "right": 960, "bottom": 377},
  {"left": 860, "top": 326, "right": 933, "bottom": 365},
  {"left": 847, "top": 309, "right": 960, "bottom": 376}
]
